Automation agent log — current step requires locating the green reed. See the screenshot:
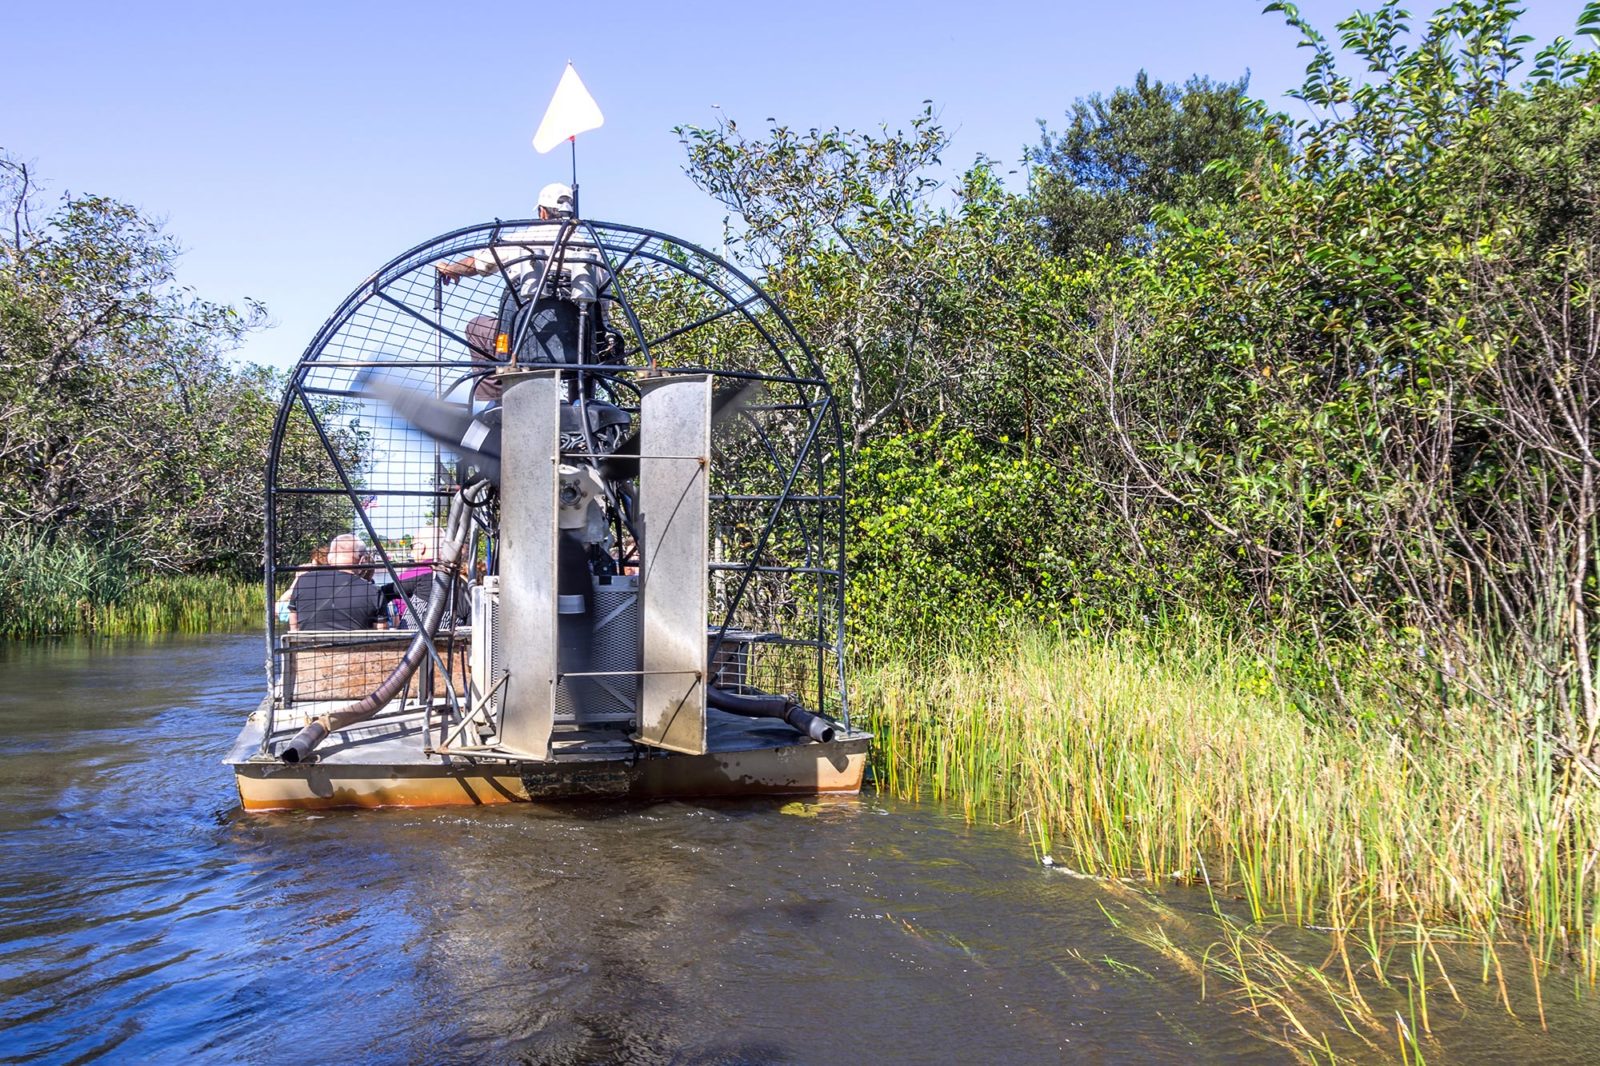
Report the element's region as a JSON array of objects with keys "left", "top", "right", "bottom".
[
  {"left": 0, "top": 536, "right": 261, "bottom": 637},
  {"left": 90, "top": 574, "right": 263, "bottom": 635},
  {"left": 857, "top": 630, "right": 1600, "bottom": 1018}
]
